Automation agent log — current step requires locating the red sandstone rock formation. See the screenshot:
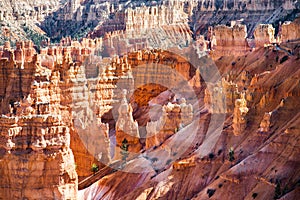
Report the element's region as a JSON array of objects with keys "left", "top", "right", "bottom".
[
  {"left": 0, "top": 47, "right": 78, "bottom": 199},
  {"left": 145, "top": 99, "right": 193, "bottom": 150},
  {"left": 193, "top": 0, "right": 297, "bottom": 39},
  {"left": 254, "top": 24, "right": 276, "bottom": 47},
  {"left": 280, "top": 17, "right": 300, "bottom": 43},
  {"left": 0, "top": 38, "right": 116, "bottom": 198},
  {"left": 115, "top": 90, "right": 141, "bottom": 159},
  {"left": 232, "top": 93, "right": 249, "bottom": 136},
  {"left": 259, "top": 112, "right": 272, "bottom": 133},
  {"left": 211, "top": 24, "right": 251, "bottom": 58},
  {"left": 78, "top": 35, "right": 300, "bottom": 200},
  {"left": 0, "top": 2, "right": 300, "bottom": 199},
  {"left": 0, "top": 115, "right": 78, "bottom": 200}
]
